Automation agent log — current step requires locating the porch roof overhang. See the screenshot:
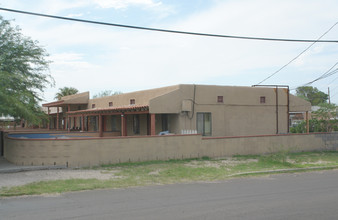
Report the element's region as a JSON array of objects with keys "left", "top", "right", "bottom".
[
  {"left": 42, "top": 100, "right": 88, "bottom": 107},
  {"left": 42, "top": 100, "right": 65, "bottom": 107},
  {"left": 66, "top": 105, "right": 149, "bottom": 116}
]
